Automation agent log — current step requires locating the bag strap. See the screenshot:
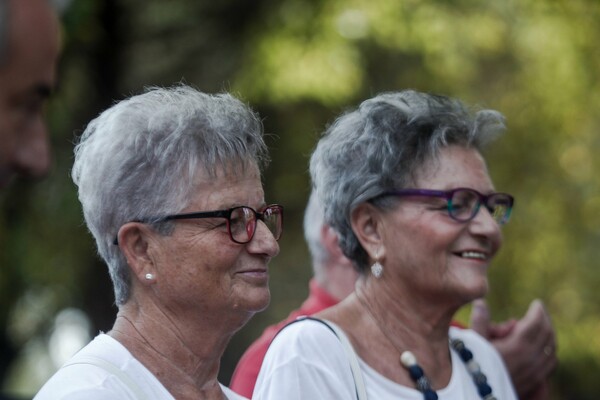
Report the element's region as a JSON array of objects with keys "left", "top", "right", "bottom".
[
  {"left": 63, "top": 356, "right": 149, "bottom": 399},
  {"left": 277, "top": 316, "right": 368, "bottom": 400}
]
